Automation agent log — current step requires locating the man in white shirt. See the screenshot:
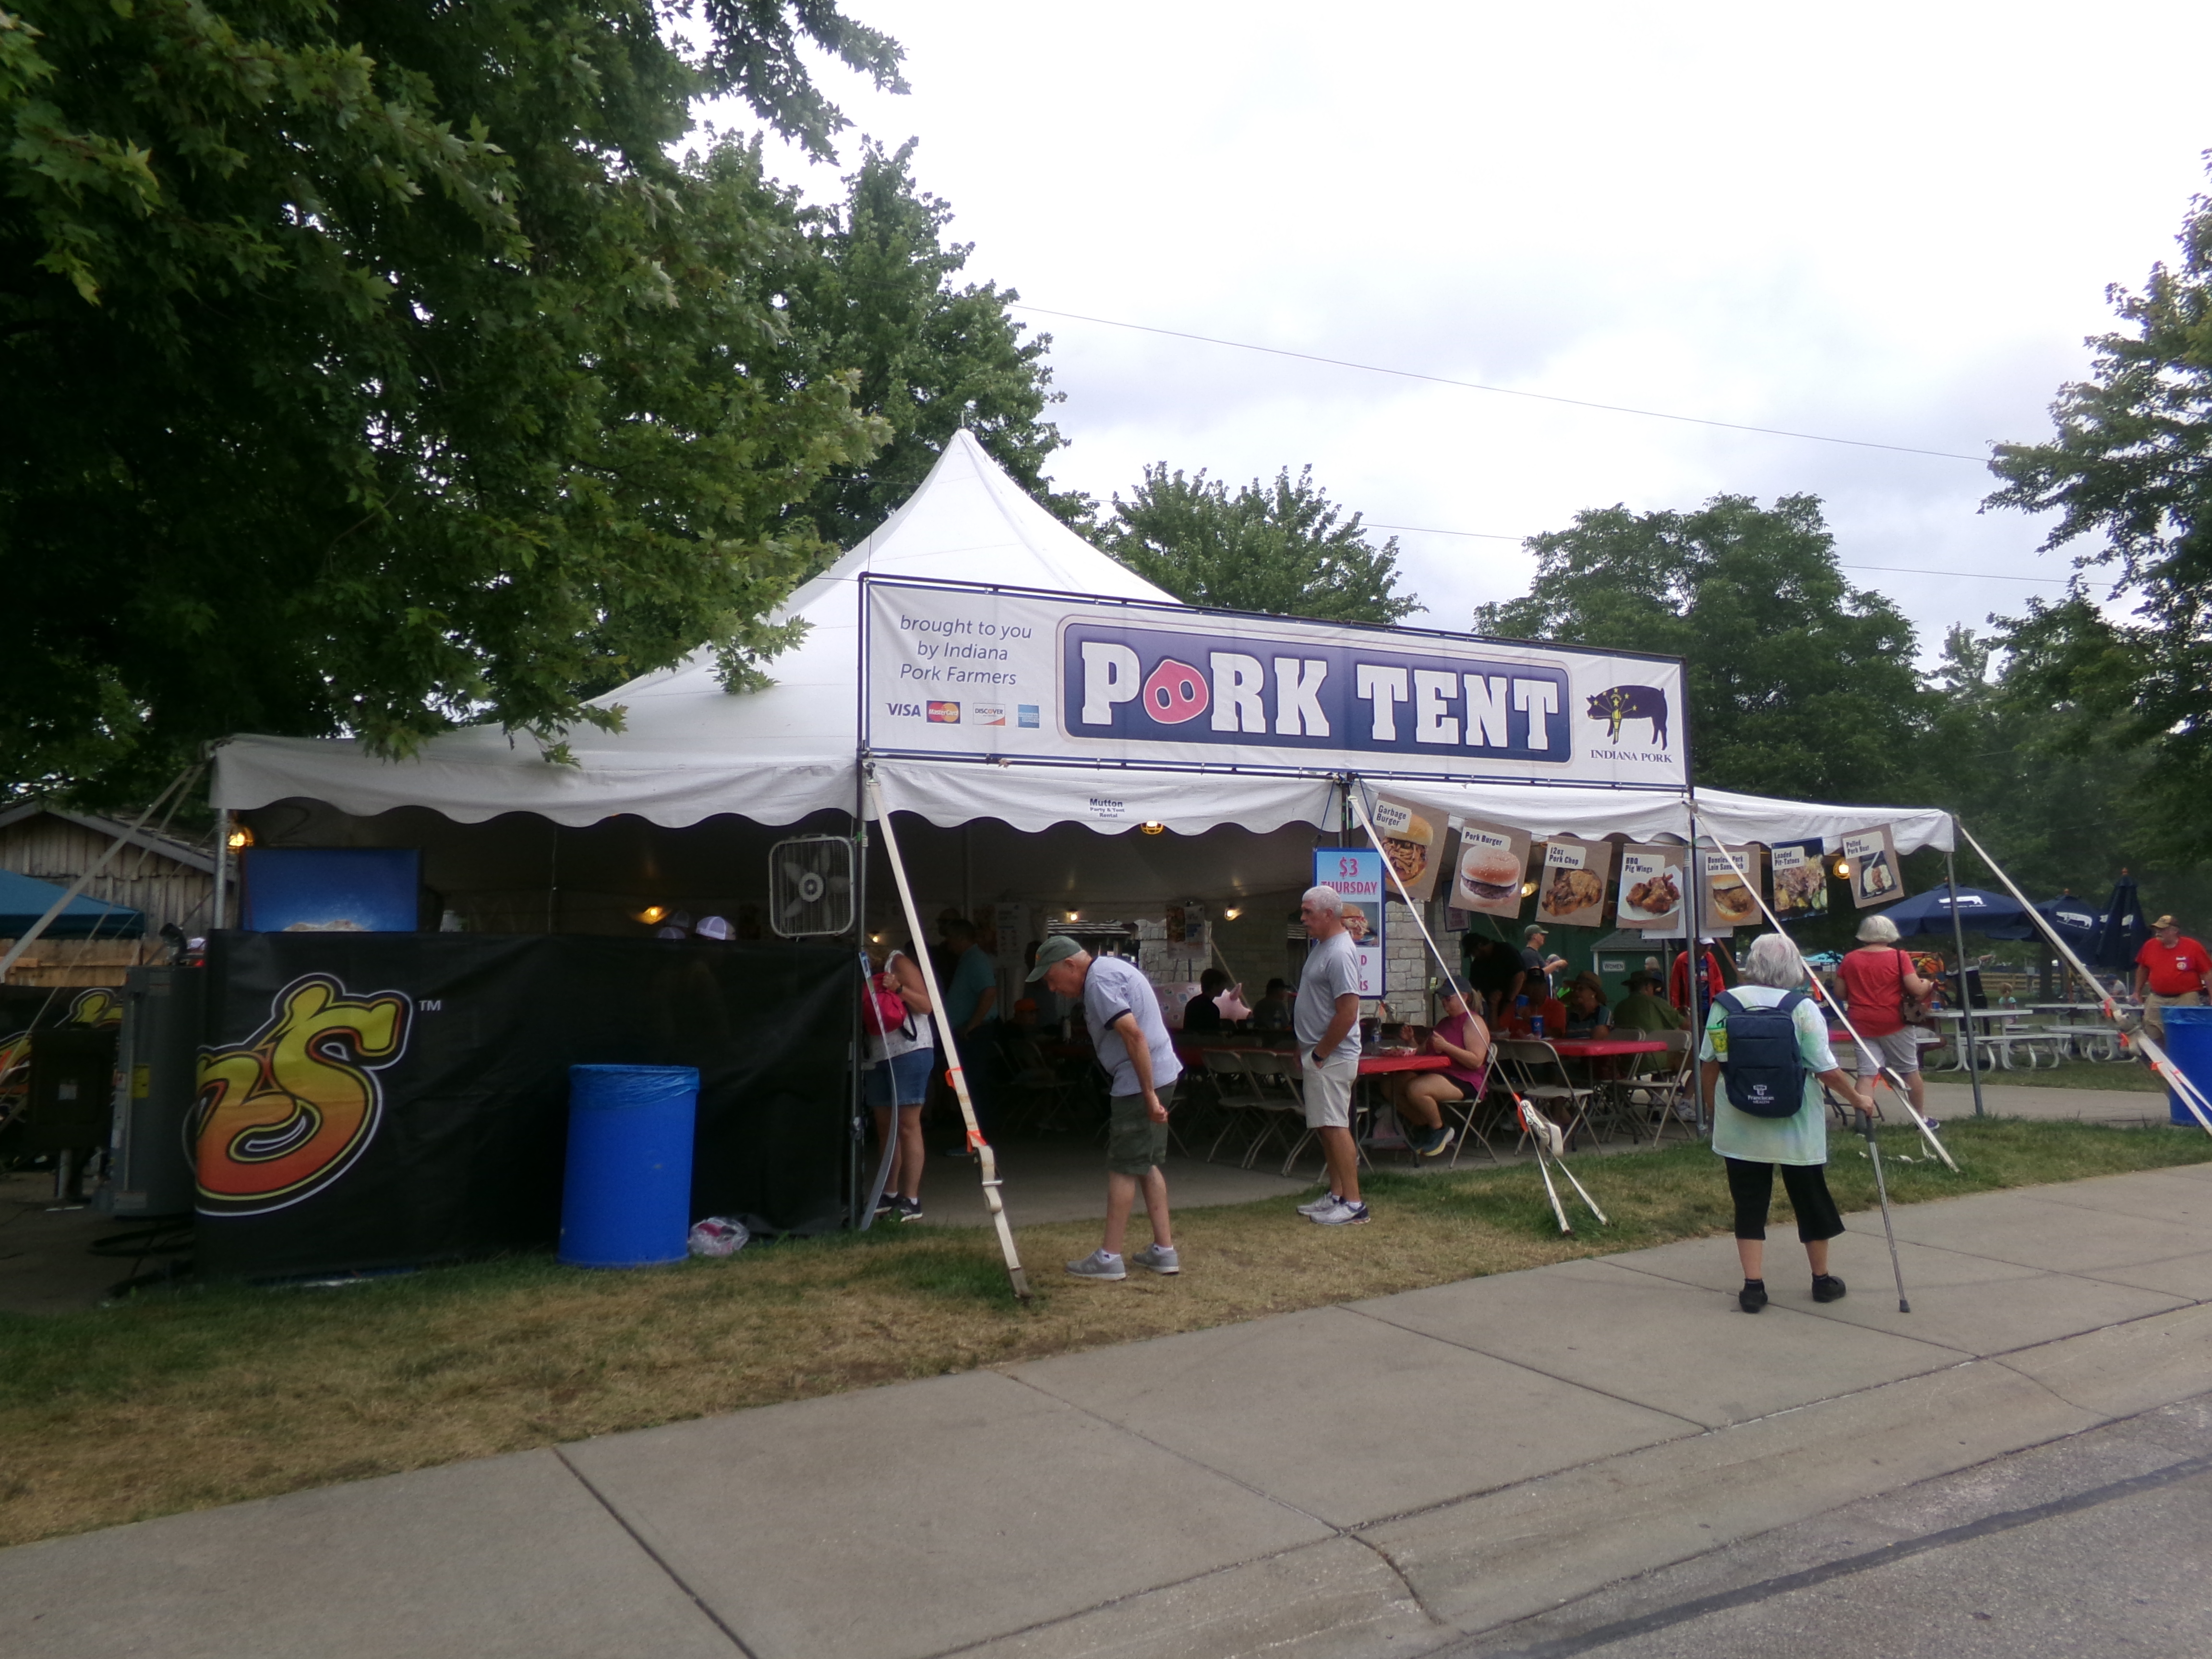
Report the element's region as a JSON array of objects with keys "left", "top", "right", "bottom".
[
  {"left": 1295, "top": 885, "right": 1369, "bottom": 1226},
  {"left": 1032, "top": 936, "right": 1182, "bottom": 1279}
]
